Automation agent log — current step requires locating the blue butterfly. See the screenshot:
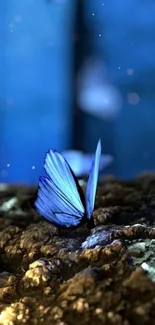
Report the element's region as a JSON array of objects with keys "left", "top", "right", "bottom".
[{"left": 35, "top": 140, "right": 101, "bottom": 228}]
